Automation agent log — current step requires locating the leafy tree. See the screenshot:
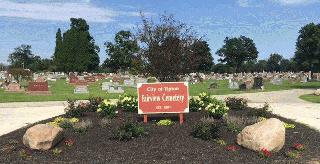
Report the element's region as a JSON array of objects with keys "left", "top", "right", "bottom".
[
  {"left": 137, "top": 14, "right": 210, "bottom": 81},
  {"left": 294, "top": 23, "right": 320, "bottom": 72},
  {"left": 241, "top": 60, "right": 256, "bottom": 72},
  {"left": 266, "top": 53, "right": 283, "bottom": 72},
  {"left": 190, "top": 40, "right": 213, "bottom": 72},
  {"left": 53, "top": 18, "right": 100, "bottom": 73},
  {"left": 254, "top": 60, "right": 267, "bottom": 72},
  {"left": 8, "top": 44, "right": 35, "bottom": 69},
  {"left": 7, "top": 68, "right": 32, "bottom": 83},
  {"left": 279, "top": 59, "right": 292, "bottom": 72},
  {"left": 104, "top": 30, "right": 139, "bottom": 72},
  {"left": 216, "top": 36, "right": 258, "bottom": 72}
]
